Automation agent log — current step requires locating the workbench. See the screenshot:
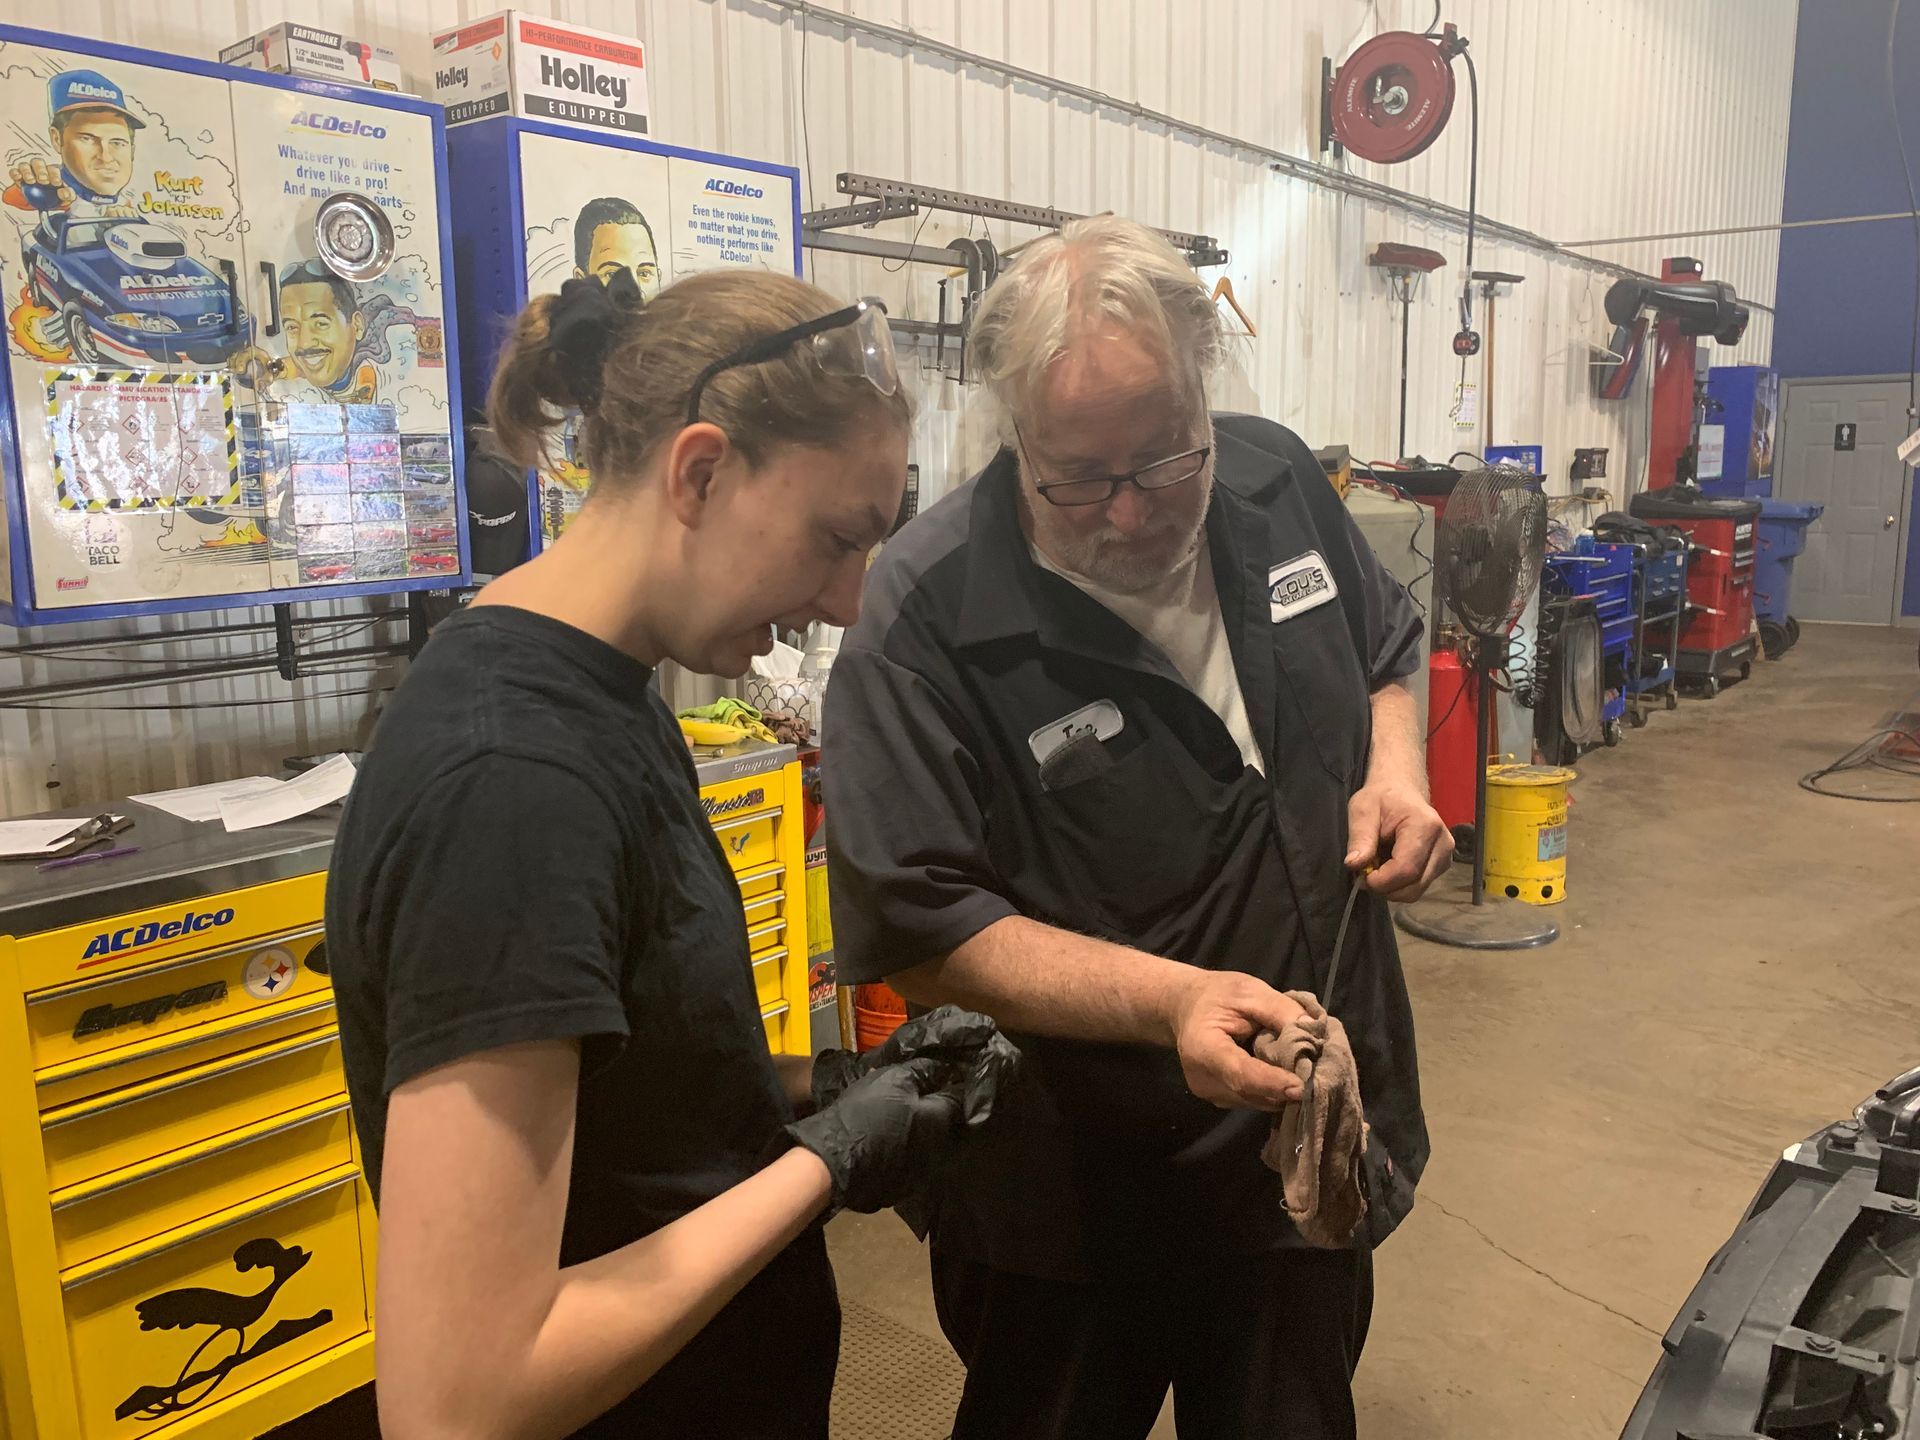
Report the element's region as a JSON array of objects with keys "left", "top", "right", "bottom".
[{"left": 0, "top": 741, "right": 810, "bottom": 1437}]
